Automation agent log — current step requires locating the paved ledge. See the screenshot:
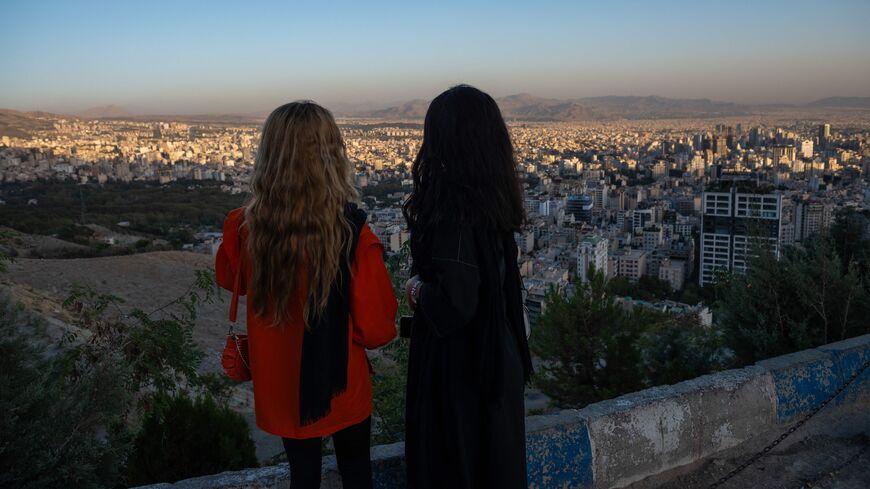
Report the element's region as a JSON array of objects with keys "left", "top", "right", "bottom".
[{"left": 135, "top": 334, "right": 870, "bottom": 489}]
